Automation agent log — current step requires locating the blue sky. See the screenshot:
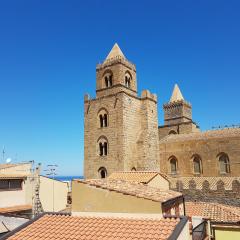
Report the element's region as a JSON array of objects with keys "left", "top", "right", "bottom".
[{"left": 0, "top": 0, "right": 239, "bottom": 175}]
